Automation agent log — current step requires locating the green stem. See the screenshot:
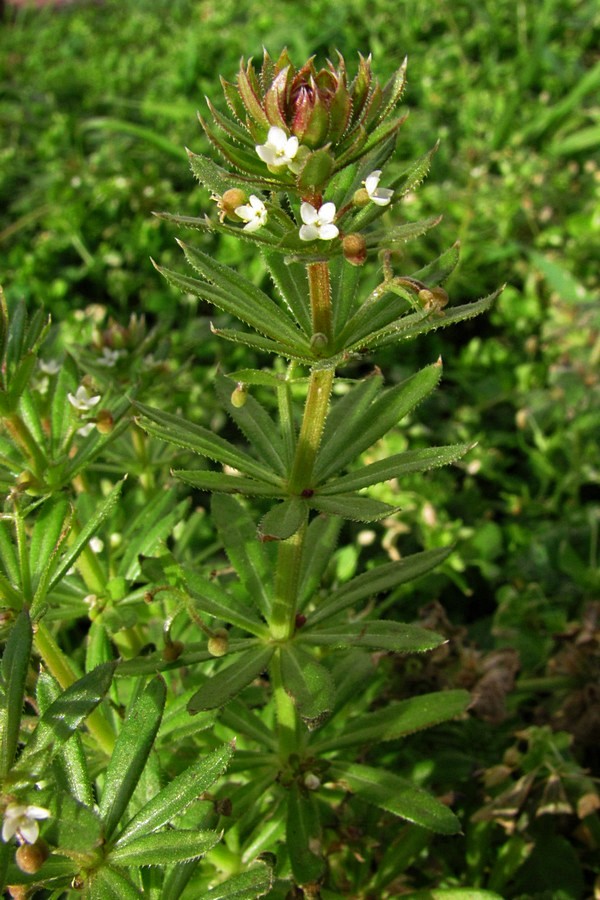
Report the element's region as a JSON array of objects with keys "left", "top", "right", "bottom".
[
  {"left": 34, "top": 621, "right": 116, "bottom": 755},
  {"left": 308, "top": 261, "right": 332, "bottom": 341},
  {"left": 270, "top": 518, "right": 307, "bottom": 641},
  {"left": 288, "top": 366, "right": 334, "bottom": 493}
]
